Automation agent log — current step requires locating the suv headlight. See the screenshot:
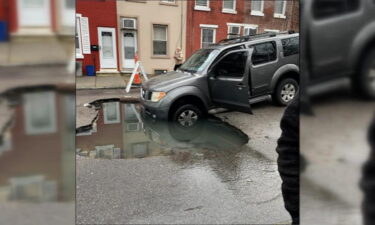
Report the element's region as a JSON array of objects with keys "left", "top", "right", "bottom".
[{"left": 151, "top": 91, "right": 166, "bottom": 102}]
